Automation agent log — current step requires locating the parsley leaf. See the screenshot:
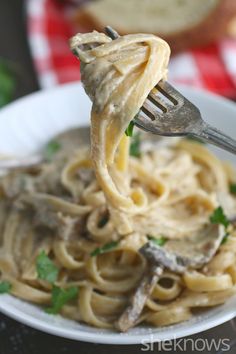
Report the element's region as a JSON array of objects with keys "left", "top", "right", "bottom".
[
  {"left": 36, "top": 251, "right": 59, "bottom": 284},
  {"left": 130, "top": 133, "right": 141, "bottom": 158},
  {"left": 186, "top": 136, "right": 205, "bottom": 144},
  {"left": 44, "top": 140, "right": 61, "bottom": 161},
  {"left": 91, "top": 241, "right": 119, "bottom": 257},
  {"left": 125, "top": 121, "right": 135, "bottom": 137},
  {"left": 98, "top": 215, "right": 109, "bottom": 228},
  {"left": 230, "top": 183, "right": 236, "bottom": 195},
  {"left": 0, "top": 281, "right": 11, "bottom": 294},
  {"left": 148, "top": 235, "right": 167, "bottom": 247},
  {"left": 0, "top": 58, "right": 16, "bottom": 108},
  {"left": 221, "top": 233, "right": 230, "bottom": 245},
  {"left": 46, "top": 285, "right": 79, "bottom": 314},
  {"left": 210, "top": 206, "right": 229, "bottom": 229}
]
